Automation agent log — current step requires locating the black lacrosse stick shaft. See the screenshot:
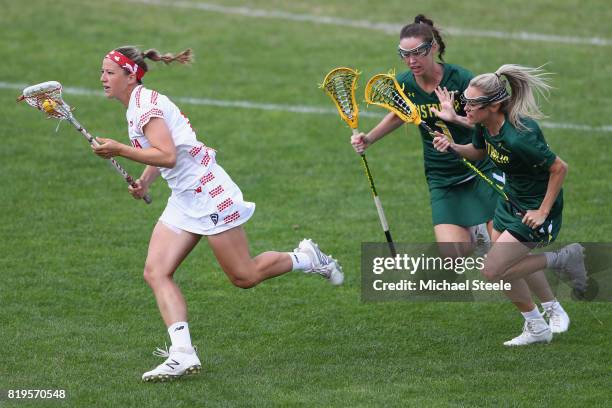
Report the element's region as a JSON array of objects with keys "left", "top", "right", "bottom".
[{"left": 418, "top": 122, "right": 526, "bottom": 216}]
